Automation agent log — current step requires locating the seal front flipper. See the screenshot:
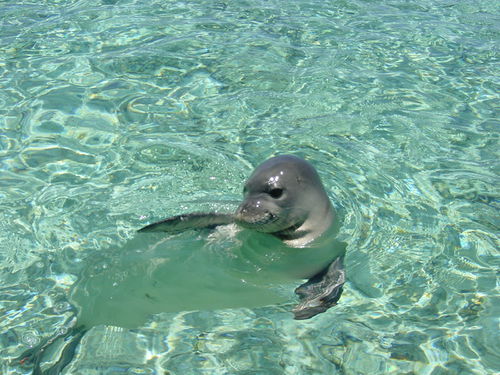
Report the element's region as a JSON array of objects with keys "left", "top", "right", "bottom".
[
  {"left": 138, "top": 212, "right": 235, "bottom": 233},
  {"left": 292, "top": 257, "right": 345, "bottom": 320}
]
